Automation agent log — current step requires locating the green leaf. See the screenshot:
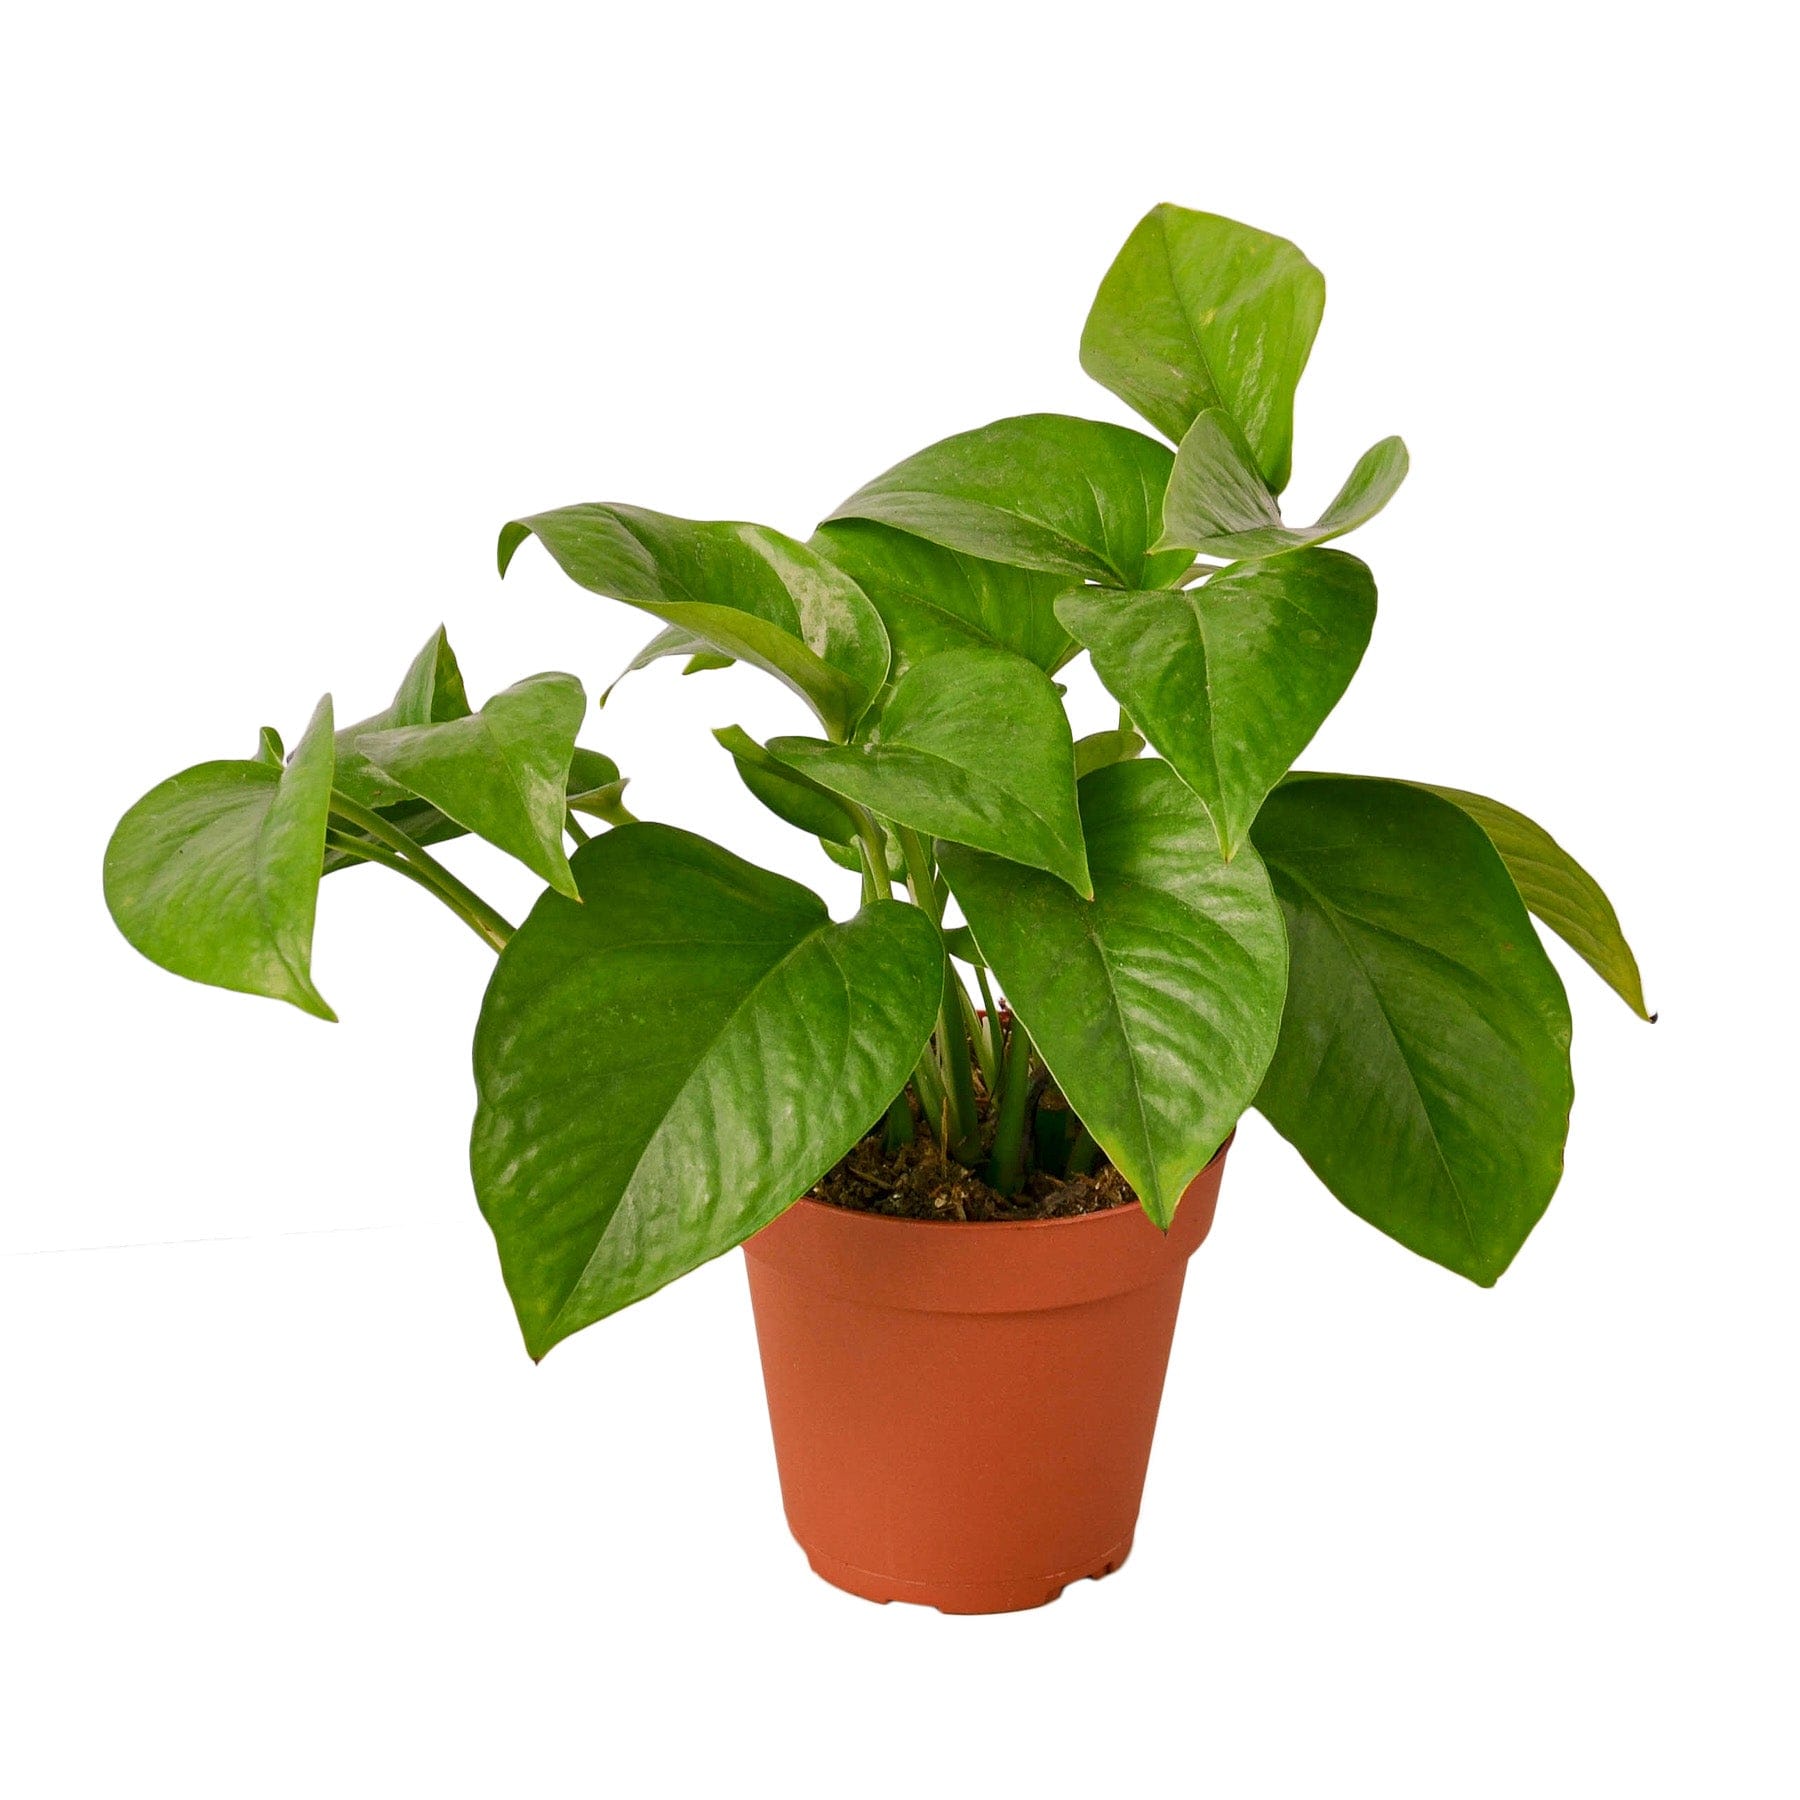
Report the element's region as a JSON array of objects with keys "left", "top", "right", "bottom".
[
  {"left": 938, "top": 759, "right": 1288, "bottom": 1225},
  {"left": 564, "top": 746, "right": 633, "bottom": 827},
  {"left": 714, "top": 725, "right": 860, "bottom": 846},
  {"left": 941, "top": 923, "right": 985, "bottom": 968},
  {"left": 1058, "top": 549, "right": 1377, "bottom": 858},
  {"left": 1072, "top": 726, "right": 1145, "bottom": 780},
  {"left": 332, "top": 626, "right": 472, "bottom": 808},
  {"left": 1414, "top": 784, "right": 1652, "bottom": 1020},
  {"left": 356, "top": 673, "right": 586, "bottom": 897},
  {"left": 470, "top": 826, "right": 943, "bottom": 1356},
  {"left": 1080, "top": 203, "right": 1325, "bottom": 492},
  {"left": 105, "top": 695, "right": 338, "bottom": 1019},
  {"left": 600, "top": 623, "right": 735, "bottom": 706},
  {"left": 823, "top": 414, "right": 1192, "bottom": 589},
  {"left": 253, "top": 726, "right": 285, "bottom": 767},
  {"left": 769, "top": 647, "right": 1092, "bottom": 896},
  {"left": 1251, "top": 776, "right": 1575, "bottom": 1285},
  {"left": 1157, "top": 409, "right": 1408, "bottom": 559},
  {"left": 810, "top": 518, "right": 1076, "bottom": 701},
  {"left": 499, "top": 506, "right": 888, "bottom": 741}
]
